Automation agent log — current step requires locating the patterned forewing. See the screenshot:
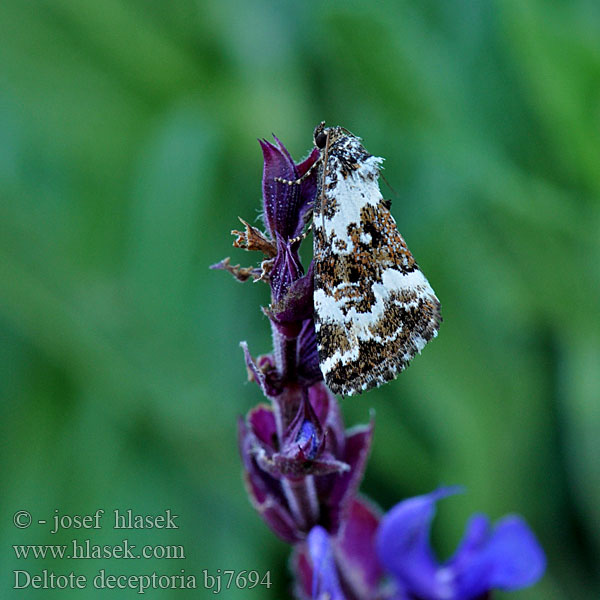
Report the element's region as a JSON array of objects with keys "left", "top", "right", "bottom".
[{"left": 313, "top": 130, "right": 441, "bottom": 396}]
